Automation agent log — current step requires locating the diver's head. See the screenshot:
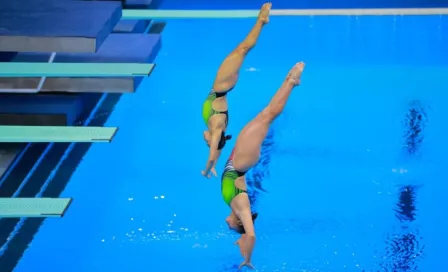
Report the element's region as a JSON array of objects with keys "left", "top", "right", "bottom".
[
  {"left": 226, "top": 212, "right": 258, "bottom": 234},
  {"left": 217, "top": 133, "right": 232, "bottom": 150},
  {"left": 204, "top": 131, "right": 232, "bottom": 149}
]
